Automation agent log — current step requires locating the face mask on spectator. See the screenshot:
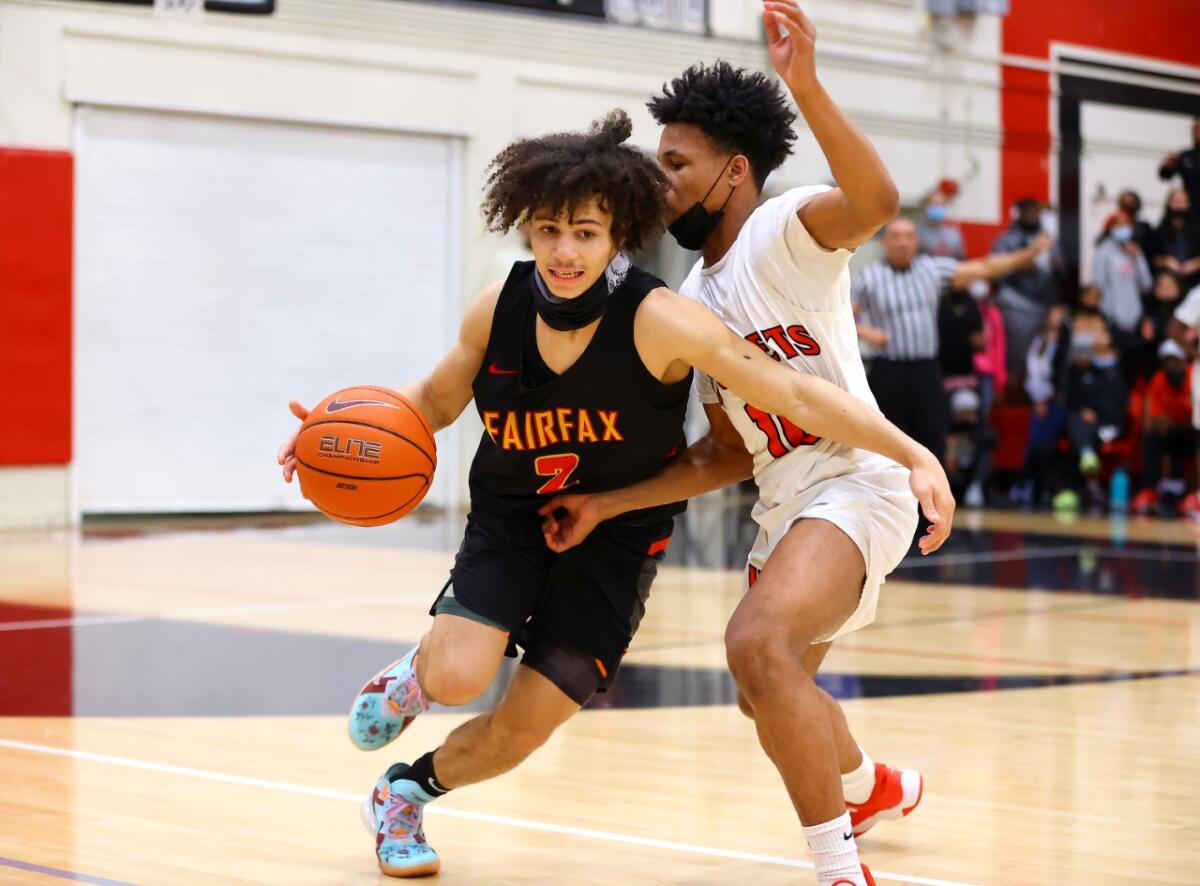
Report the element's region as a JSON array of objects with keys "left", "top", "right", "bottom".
[
  {"left": 968, "top": 280, "right": 990, "bottom": 300},
  {"left": 1166, "top": 367, "right": 1187, "bottom": 388},
  {"left": 1077, "top": 303, "right": 1100, "bottom": 316},
  {"left": 1111, "top": 226, "right": 1133, "bottom": 242},
  {"left": 925, "top": 205, "right": 947, "bottom": 224},
  {"left": 1092, "top": 354, "right": 1118, "bottom": 369}
]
